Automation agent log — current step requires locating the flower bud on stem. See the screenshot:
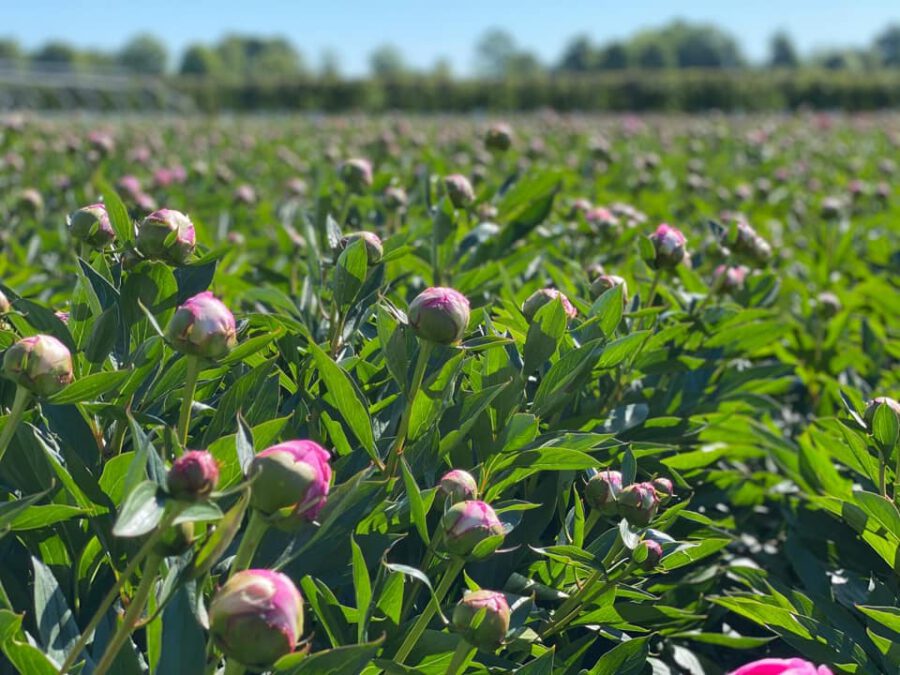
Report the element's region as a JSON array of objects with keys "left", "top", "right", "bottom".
[
  {"left": 386, "top": 341, "right": 433, "bottom": 475},
  {"left": 177, "top": 355, "right": 202, "bottom": 448},
  {"left": 0, "top": 386, "right": 31, "bottom": 464},
  {"left": 229, "top": 509, "right": 270, "bottom": 575},
  {"left": 393, "top": 556, "right": 465, "bottom": 665}
]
